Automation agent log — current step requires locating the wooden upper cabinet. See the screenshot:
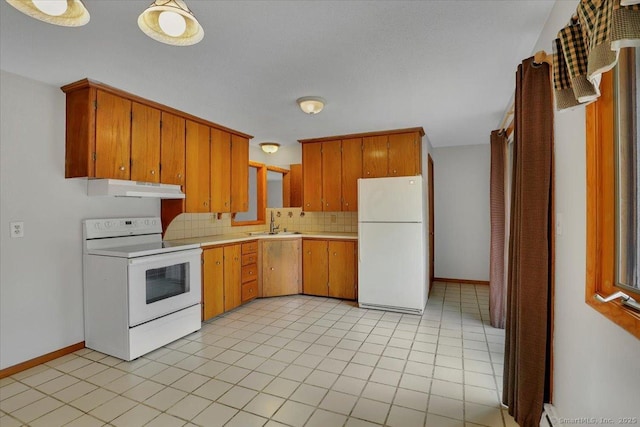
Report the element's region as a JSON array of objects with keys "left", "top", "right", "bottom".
[
  {"left": 95, "top": 90, "right": 131, "bottom": 179},
  {"left": 328, "top": 240, "right": 357, "bottom": 300},
  {"left": 302, "top": 142, "right": 323, "bottom": 211},
  {"left": 210, "top": 128, "right": 232, "bottom": 212},
  {"left": 341, "top": 138, "right": 362, "bottom": 211},
  {"left": 202, "top": 247, "right": 224, "bottom": 320},
  {"left": 362, "top": 135, "right": 388, "bottom": 178},
  {"left": 230, "top": 134, "right": 249, "bottom": 212},
  {"left": 61, "top": 78, "right": 252, "bottom": 190},
  {"left": 131, "top": 102, "right": 160, "bottom": 183},
  {"left": 322, "top": 140, "right": 342, "bottom": 211},
  {"left": 160, "top": 112, "right": 185, "bottom": 186},
  {"left": 302, "top": 239, "right": 328, "bottom": 296},
  {"left": 185, "top": 120, "right": 210, "bottom": 212},
  {"left": 388, "top": 132, "right": 421, "bottom": 176}
]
